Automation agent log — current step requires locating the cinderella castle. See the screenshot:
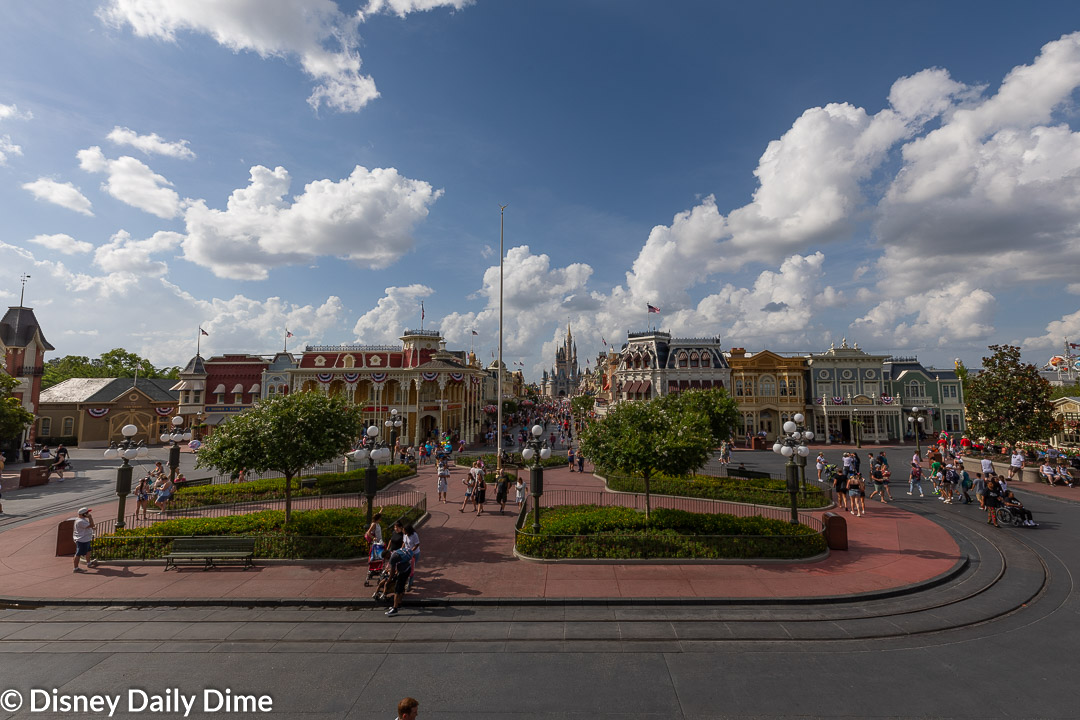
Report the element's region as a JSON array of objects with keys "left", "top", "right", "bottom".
[{"left": 541, "top": 323, "right": 581, "bottom": 398}]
